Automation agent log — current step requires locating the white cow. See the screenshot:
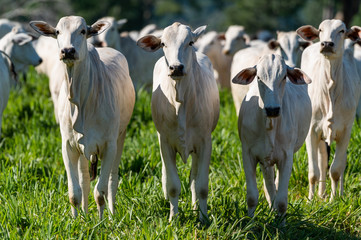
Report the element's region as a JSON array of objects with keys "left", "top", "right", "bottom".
[
  {"left": 348, "top": 41, "right": 361, "bottom": 119},
  {"left": 0, "top": 27, "right": 42, "bottom": 81},
  {"left": 137, "top": 22, "right": 220, "bottom": 223},
  {"left": 91, "top": 17, "right": 162, "bottom": 90},
  {"left": 232, "top": 54, "right": 312, "bottom": 221},
  {"left": 30, "top": 16, "right": 135, "bottom": 219},
  {"left": 297, "top": 19, "right": 361, "bottom": 200},
  {"left": 231, "top": 31, "right": 311, "bottom": 115},
  {"left": 195, "top": 31, "right": 233, "bottom": 89}
]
